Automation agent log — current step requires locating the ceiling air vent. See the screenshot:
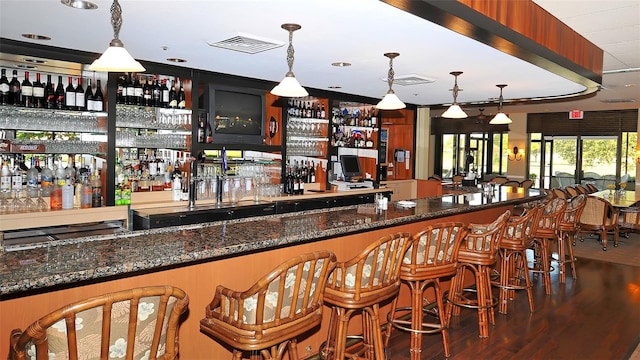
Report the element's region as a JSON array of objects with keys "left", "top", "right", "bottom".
[
  {"left": 207, "top": 34, "right": 284, "bottom": 54},
  {"left": 382, "top": 74, "right": 435, "bottom": 86}
]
